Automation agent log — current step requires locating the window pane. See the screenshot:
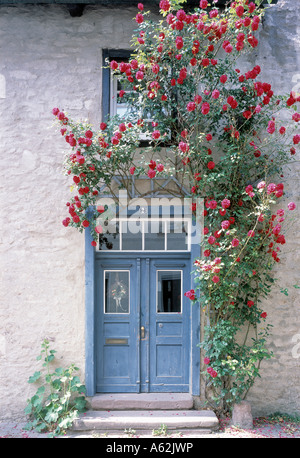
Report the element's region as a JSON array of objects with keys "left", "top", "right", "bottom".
[
  {"left": 166, "top": 221, "right": 188, "bottom": 250},
  {"left": 157, "top": 271, "right": 182, "bottom": 313},
  {"left": 144, "top": 220, "right": 165, "bottom": 250},
  {"left": 121, "top": 220, "right": 142, "bottom": 250},
  {"left": 105, "top": 271, "right": 129, "bottom": 313},
  {"left": 99, "top": 221, "right": 120, "bottom": 250}
]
